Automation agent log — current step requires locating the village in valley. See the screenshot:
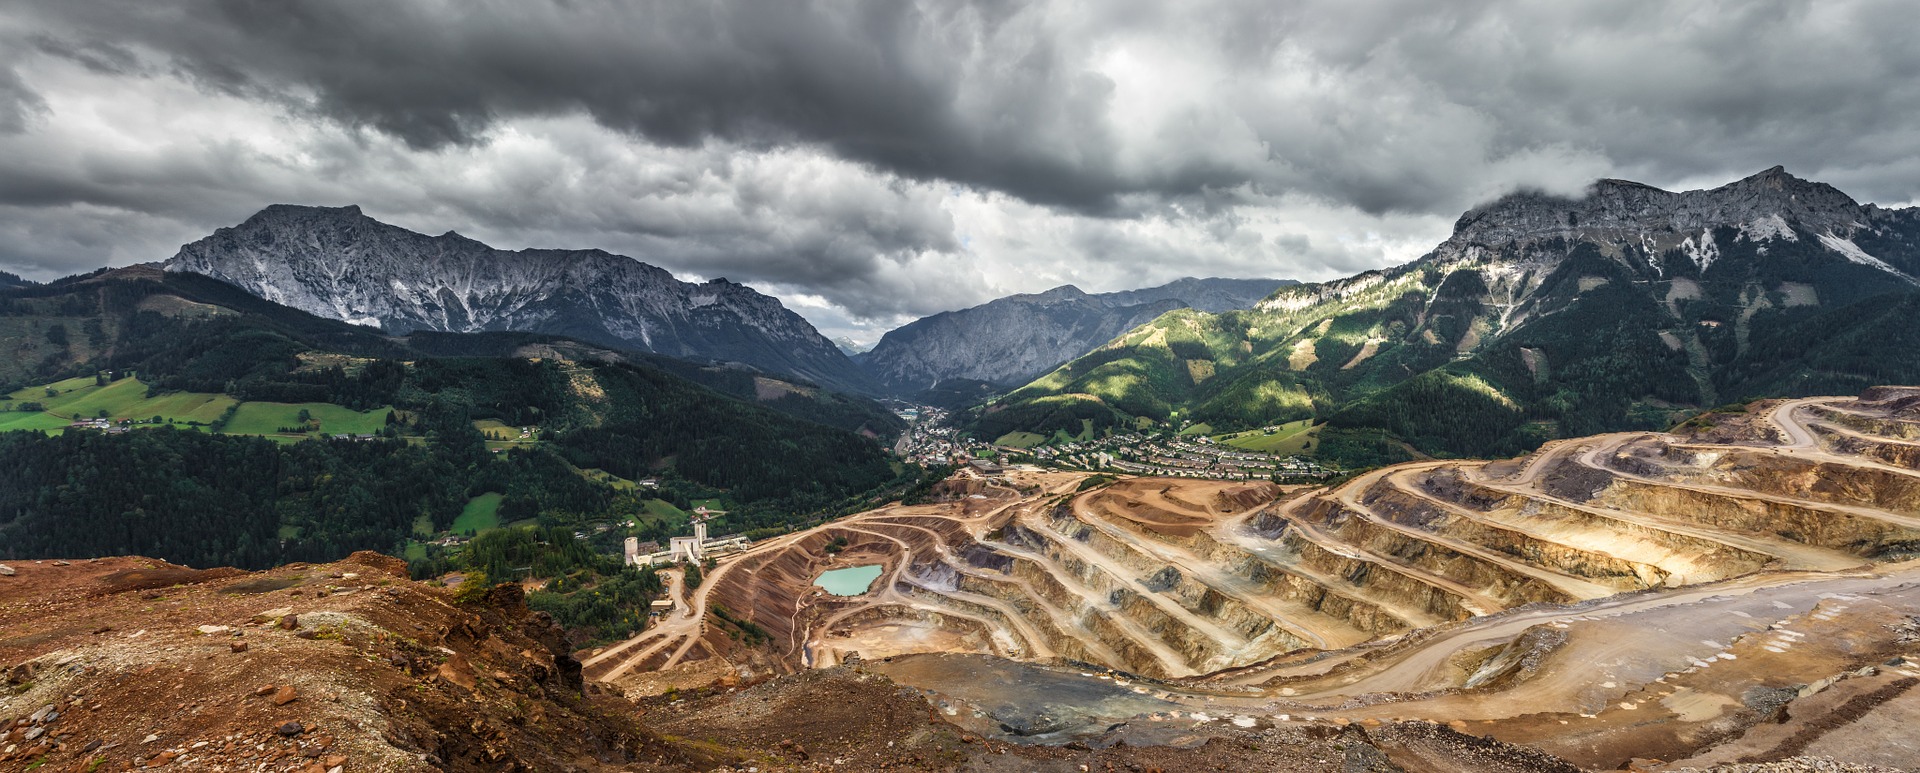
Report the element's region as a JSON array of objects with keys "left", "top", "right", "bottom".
[
  {"left": 892, "top": 403, "right": 1336, "bottom": 482},
  {"left": 890, "top": 404, "right": 994, "bottom": 466},
  {"left": 1029, "top": 432, "right": 1335, "bottom": 481}
]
